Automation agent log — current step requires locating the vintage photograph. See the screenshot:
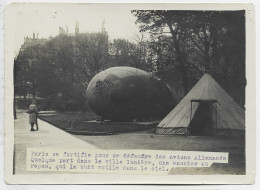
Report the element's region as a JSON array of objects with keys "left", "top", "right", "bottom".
[{"left": 4, "top": 3, "right": 255, "bottom": 184}]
